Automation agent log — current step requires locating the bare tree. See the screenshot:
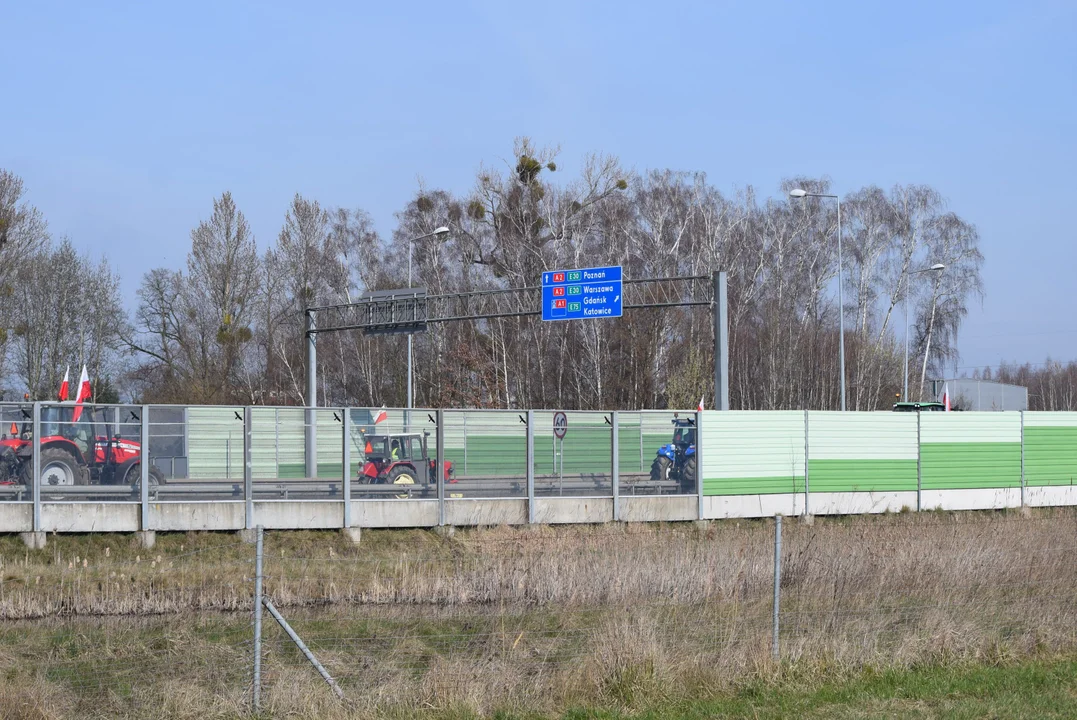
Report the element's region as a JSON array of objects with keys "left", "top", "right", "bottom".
[
  {"left": 120, "top": 146, "right": 986, "bottom": 411},
  {"left": 131, "top": 192, "right": 259, "bottom": 403},
  {"left": 915, "top": 213, "right": 984, "bottom": 397},
  {"left": 0, "top": 170, "right": 51, "bottom": 391},
  {"left": 9, "top": 240, "right": 126, "bottom": 399},
  {"left": 261, "top": 195, "right": 352, "bottom": 405}
]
